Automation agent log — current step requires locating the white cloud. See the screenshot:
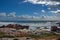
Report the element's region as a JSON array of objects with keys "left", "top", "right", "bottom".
[
  {"left": 18, "top": 14, "right": 60, "bottom": 20},
  {"left": 46, "top": 16, "right": 59, "bottom": 20},
  {"left": 0, "top": 13, "right": 6, "bottom": 17},
  {"left": 50, "top": 10, "right": 60, "bottom": 14},
  {"left": 8, "top": 12, "right": 16, "bottom": 17},
  {"left": 40, "top": 15, "right": 60, "bottom": 20},
  {"left": 23, "top": 0, "right": 60, "bottom": 5},
  {"left": 18, "top": 15, "right": 32, "bottom": 19},
  {"left": 18, "top": 15, "right": 40, "bottom": 20},
  {"left": 48, "top": 7, "right": 51, "bottom": 10},
  {"left": 41, "top": 15, "right": 46, "bottom": 19},
  {"left": 0, "top": 12, "right": 59, "bottom": 21},
  {"left": 41, "top": 10, "right": 45, "bottom": 13},
  {"left": 33, "top": 12, "right": 38, "bottom": 15}
]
